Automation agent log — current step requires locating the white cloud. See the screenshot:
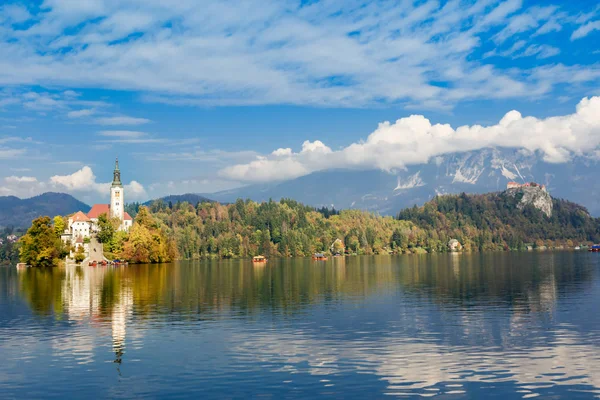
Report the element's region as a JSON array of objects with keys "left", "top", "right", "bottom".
[
  {"left": 97, "top": 130, "right": 173, "bottom": 144},
  {"left": 50, "top": 166, "right": 105, "bottom": 192},
  {"left": 142, "top": 148, "right": 258, "bottom": 164},
  {"left": 521, "top": 44, "right": 560, "bottom": 59},
  {"left": 49, "top": 166, "right": 147, "bottom": 200},
  {"left": 67, "top": 108, "right": 96, "bottom": 118},
  {"left": 1, "top": 165, "right": 148, "bottom": 201},
  {"left": 95, "top": 116, "right": 152, "bottom": 126},
  {"left": 533, "top": 19, "right": 562, "bottom": 36},
  {"left": 220, "top": 96, "right": 600, "bottom": 182},
  {"left": 98, "top": 130, "right": 146, "bottom": 138},
  {"left": 4, "top": 176, "right": 37, "bottom": 183},
  {"left": 125, "top": 180, "right": 147, "bottom": 199},
  {"left": 0, "top": 0, "right": 595, "bottom": 109},
  {"left": 571, "top": 20, "right": 600, "bottom": 40},
  {"left": 0, "top": 147, "right": 26, "bottom": 159},
  {"left": 0, "top": 4, "right": 31, "bottom": 24}
]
